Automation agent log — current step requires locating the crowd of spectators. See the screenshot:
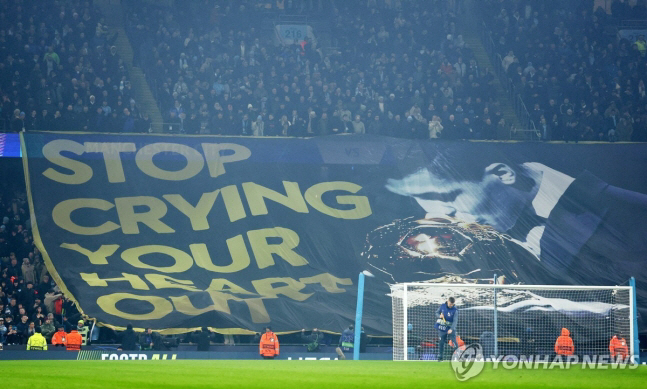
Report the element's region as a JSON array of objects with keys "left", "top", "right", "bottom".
[
  {"left": 484, "top": 0, "right": 647, "bottom": 141},
  {"left": 2, "top": 0, "right": 647, "bottom": 142},
  {"left": 0, "top": 169, "right": 87, "bottom": 346},
  {"left": 0, "top": 173, "right": 163, "bottom": 348},
  {"left": 0, "top": 0, "right": 150, "bottom": 134},
  {"left": 126, "top": 0, "right": 507, "bottom": 139}
]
